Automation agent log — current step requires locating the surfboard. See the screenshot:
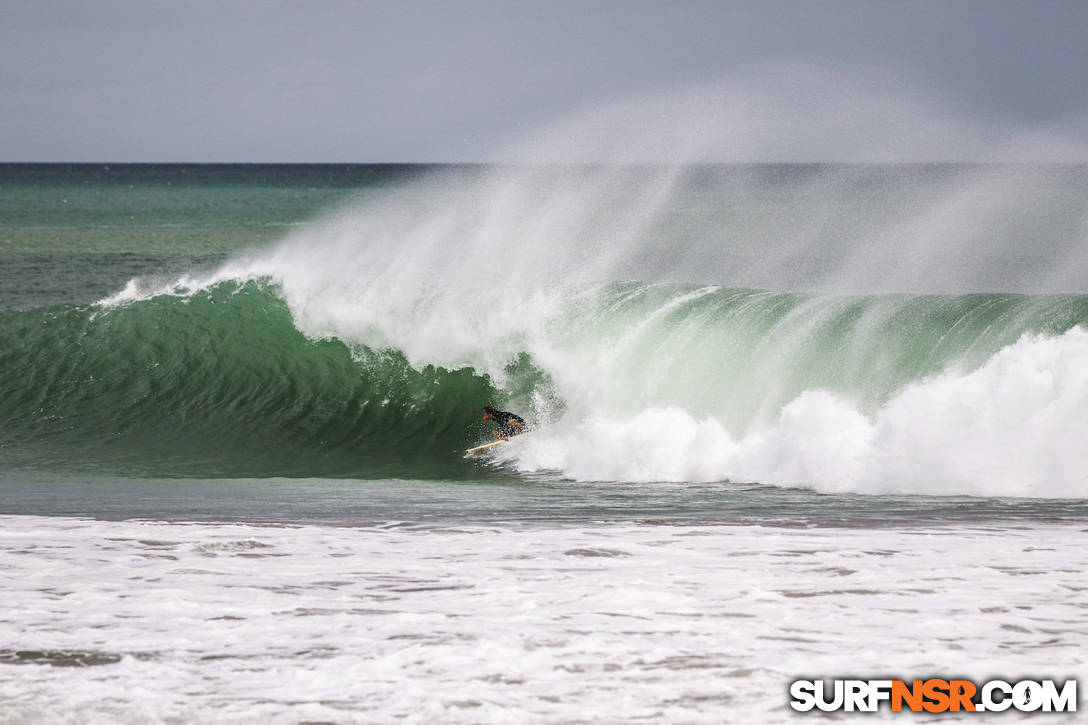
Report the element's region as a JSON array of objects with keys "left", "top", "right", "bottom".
[{"left": 465, "top": 431, "right": 531, "bottom": 455}]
